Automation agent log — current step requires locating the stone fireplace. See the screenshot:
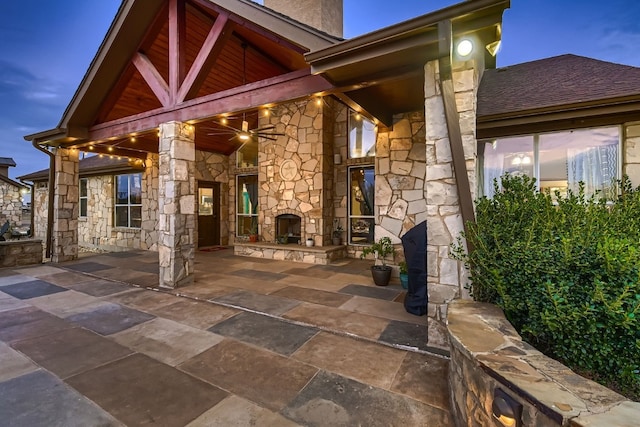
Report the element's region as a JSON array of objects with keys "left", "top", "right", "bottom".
[{"left": 276, "top": 214, "right": 301, "bottom": 244}]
